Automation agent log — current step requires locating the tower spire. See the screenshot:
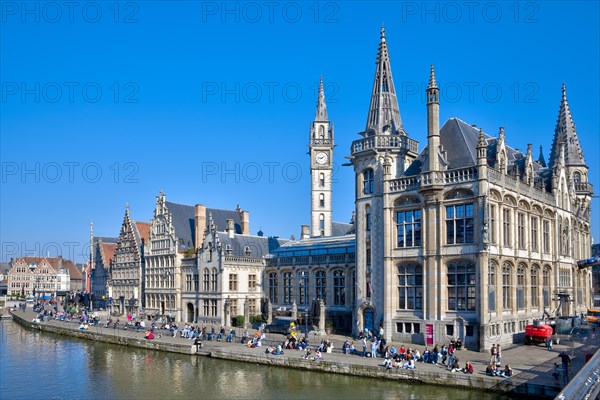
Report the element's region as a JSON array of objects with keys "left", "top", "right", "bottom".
[
  {"left": 549, "top": 83, "right": 586, "bottom": 169},
  {"left": 365, "top": 26, "right": 403, "bottom": 136},
  {"left": 315, "top": 76, "right": 329, "bottom": 122},
  {"left": 537, "top": 145, "right": 547, "bottom": 167}
]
